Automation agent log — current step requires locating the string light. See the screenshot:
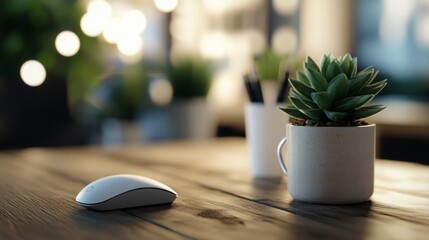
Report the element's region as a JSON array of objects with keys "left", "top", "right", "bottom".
[
  {"left": 20, "top": 60, "right": 46, "bottom": 87},
  {"left": 154, "top": 0, "right": 179, "bottom": 13},
  {"left": 55, "top": 31, "right": 80, "bottom": 57}
]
